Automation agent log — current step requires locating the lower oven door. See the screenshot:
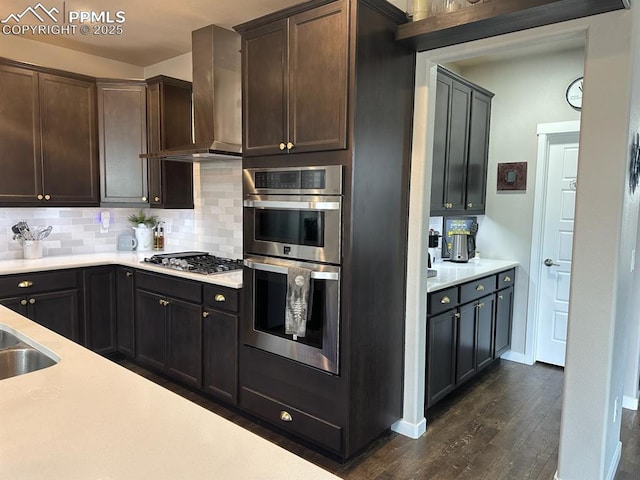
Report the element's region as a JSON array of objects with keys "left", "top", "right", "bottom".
[{"left": 243, "top": 255, "right": 340, "bottom": 374}]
